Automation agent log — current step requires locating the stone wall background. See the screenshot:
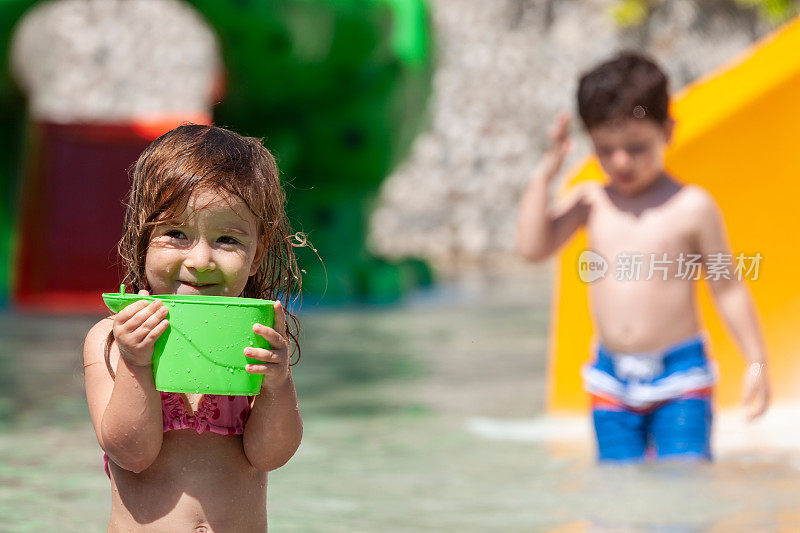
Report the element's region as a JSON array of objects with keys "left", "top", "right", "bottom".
[
  {"left": 368, "top": 0, "right": 775, "bottom": 279},
  {"left": 10, "top": 0, "right": 219, "bottom": 122},
  {"left": 8, "top": 0, "right": 780, "bottom": 282}
]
